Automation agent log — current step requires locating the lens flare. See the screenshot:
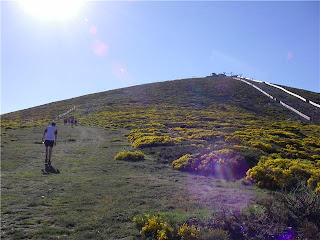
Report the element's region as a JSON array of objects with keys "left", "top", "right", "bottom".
[
  {"left": 185, "top": 174, "right": 254, "bottom": 211},
  {"left": 275, "top": 229, "right": 295, "bottom": 240},
  {"left": 92, "top": 40, "right": 109, "bottom": 57},
  {"left": 112, "top": 63, "right": 127, "bottom": 78},
  {"left": 89, "top": 25, "right": 98, "bottom": 35}
]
